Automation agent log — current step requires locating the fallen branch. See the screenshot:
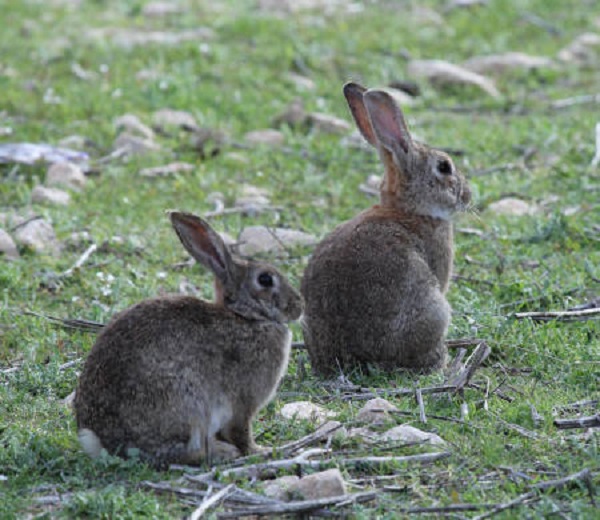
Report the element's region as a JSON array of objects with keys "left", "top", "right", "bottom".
[
  {"left": 448, "top": 342, "right": 491, "bottom": 390},
  {"left": 189, "top": 451, "right": 451, "bottom": 482},
  {"left": 530, "top": 467, "right": 593, "bottom": 491},
  {"left": 59, "top": 243, "right": 98, "bottom": 278},
  {"left": 216, "top": 491, "right": 377, "bottom": 518},
  {"left": 188, "top": 484, "right": 235, "bottom": 520},
  {"left": 553, "top": 414, "right": 600, "bottom": 430},
  {"left": 446, "top": 337, "right": 486, "bottom": 349},
  {"left": 551, "top": 93, "right": 600, "bottom": 110},
  {"left": 392, "top": 502, "right": 497, "bottom": 514},
  {"left": 514, "top": 308, "right": 600, "bottom": 322},
  {"left": 342, "top": 384, "right": 459, "bottom": 401},
  {"left": 415, "top": 388, "right": 427, "bottom": 424},
  {"left": 22, "top": 311, "right": 104, "bottom": 332},
  {"left": 472, "top": 491, "right": 537, "bottom": 519}
]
